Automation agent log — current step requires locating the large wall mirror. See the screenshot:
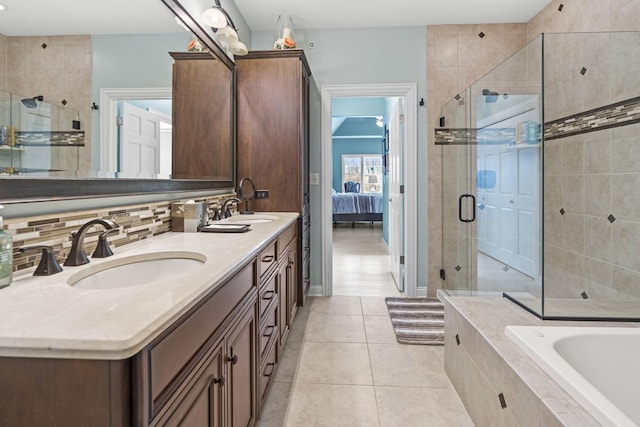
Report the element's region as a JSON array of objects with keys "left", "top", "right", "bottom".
[{"left": 0, "top": 0, "right": 235, "bottom": 202}]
